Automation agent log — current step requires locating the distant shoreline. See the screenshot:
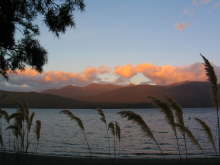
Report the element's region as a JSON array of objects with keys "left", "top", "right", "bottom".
[
  {"left": 1, "top": 152, "right": 220, "bottom": 165},
  {"left": 0, "top": 105, "right": 215, "bottom": 109}
]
